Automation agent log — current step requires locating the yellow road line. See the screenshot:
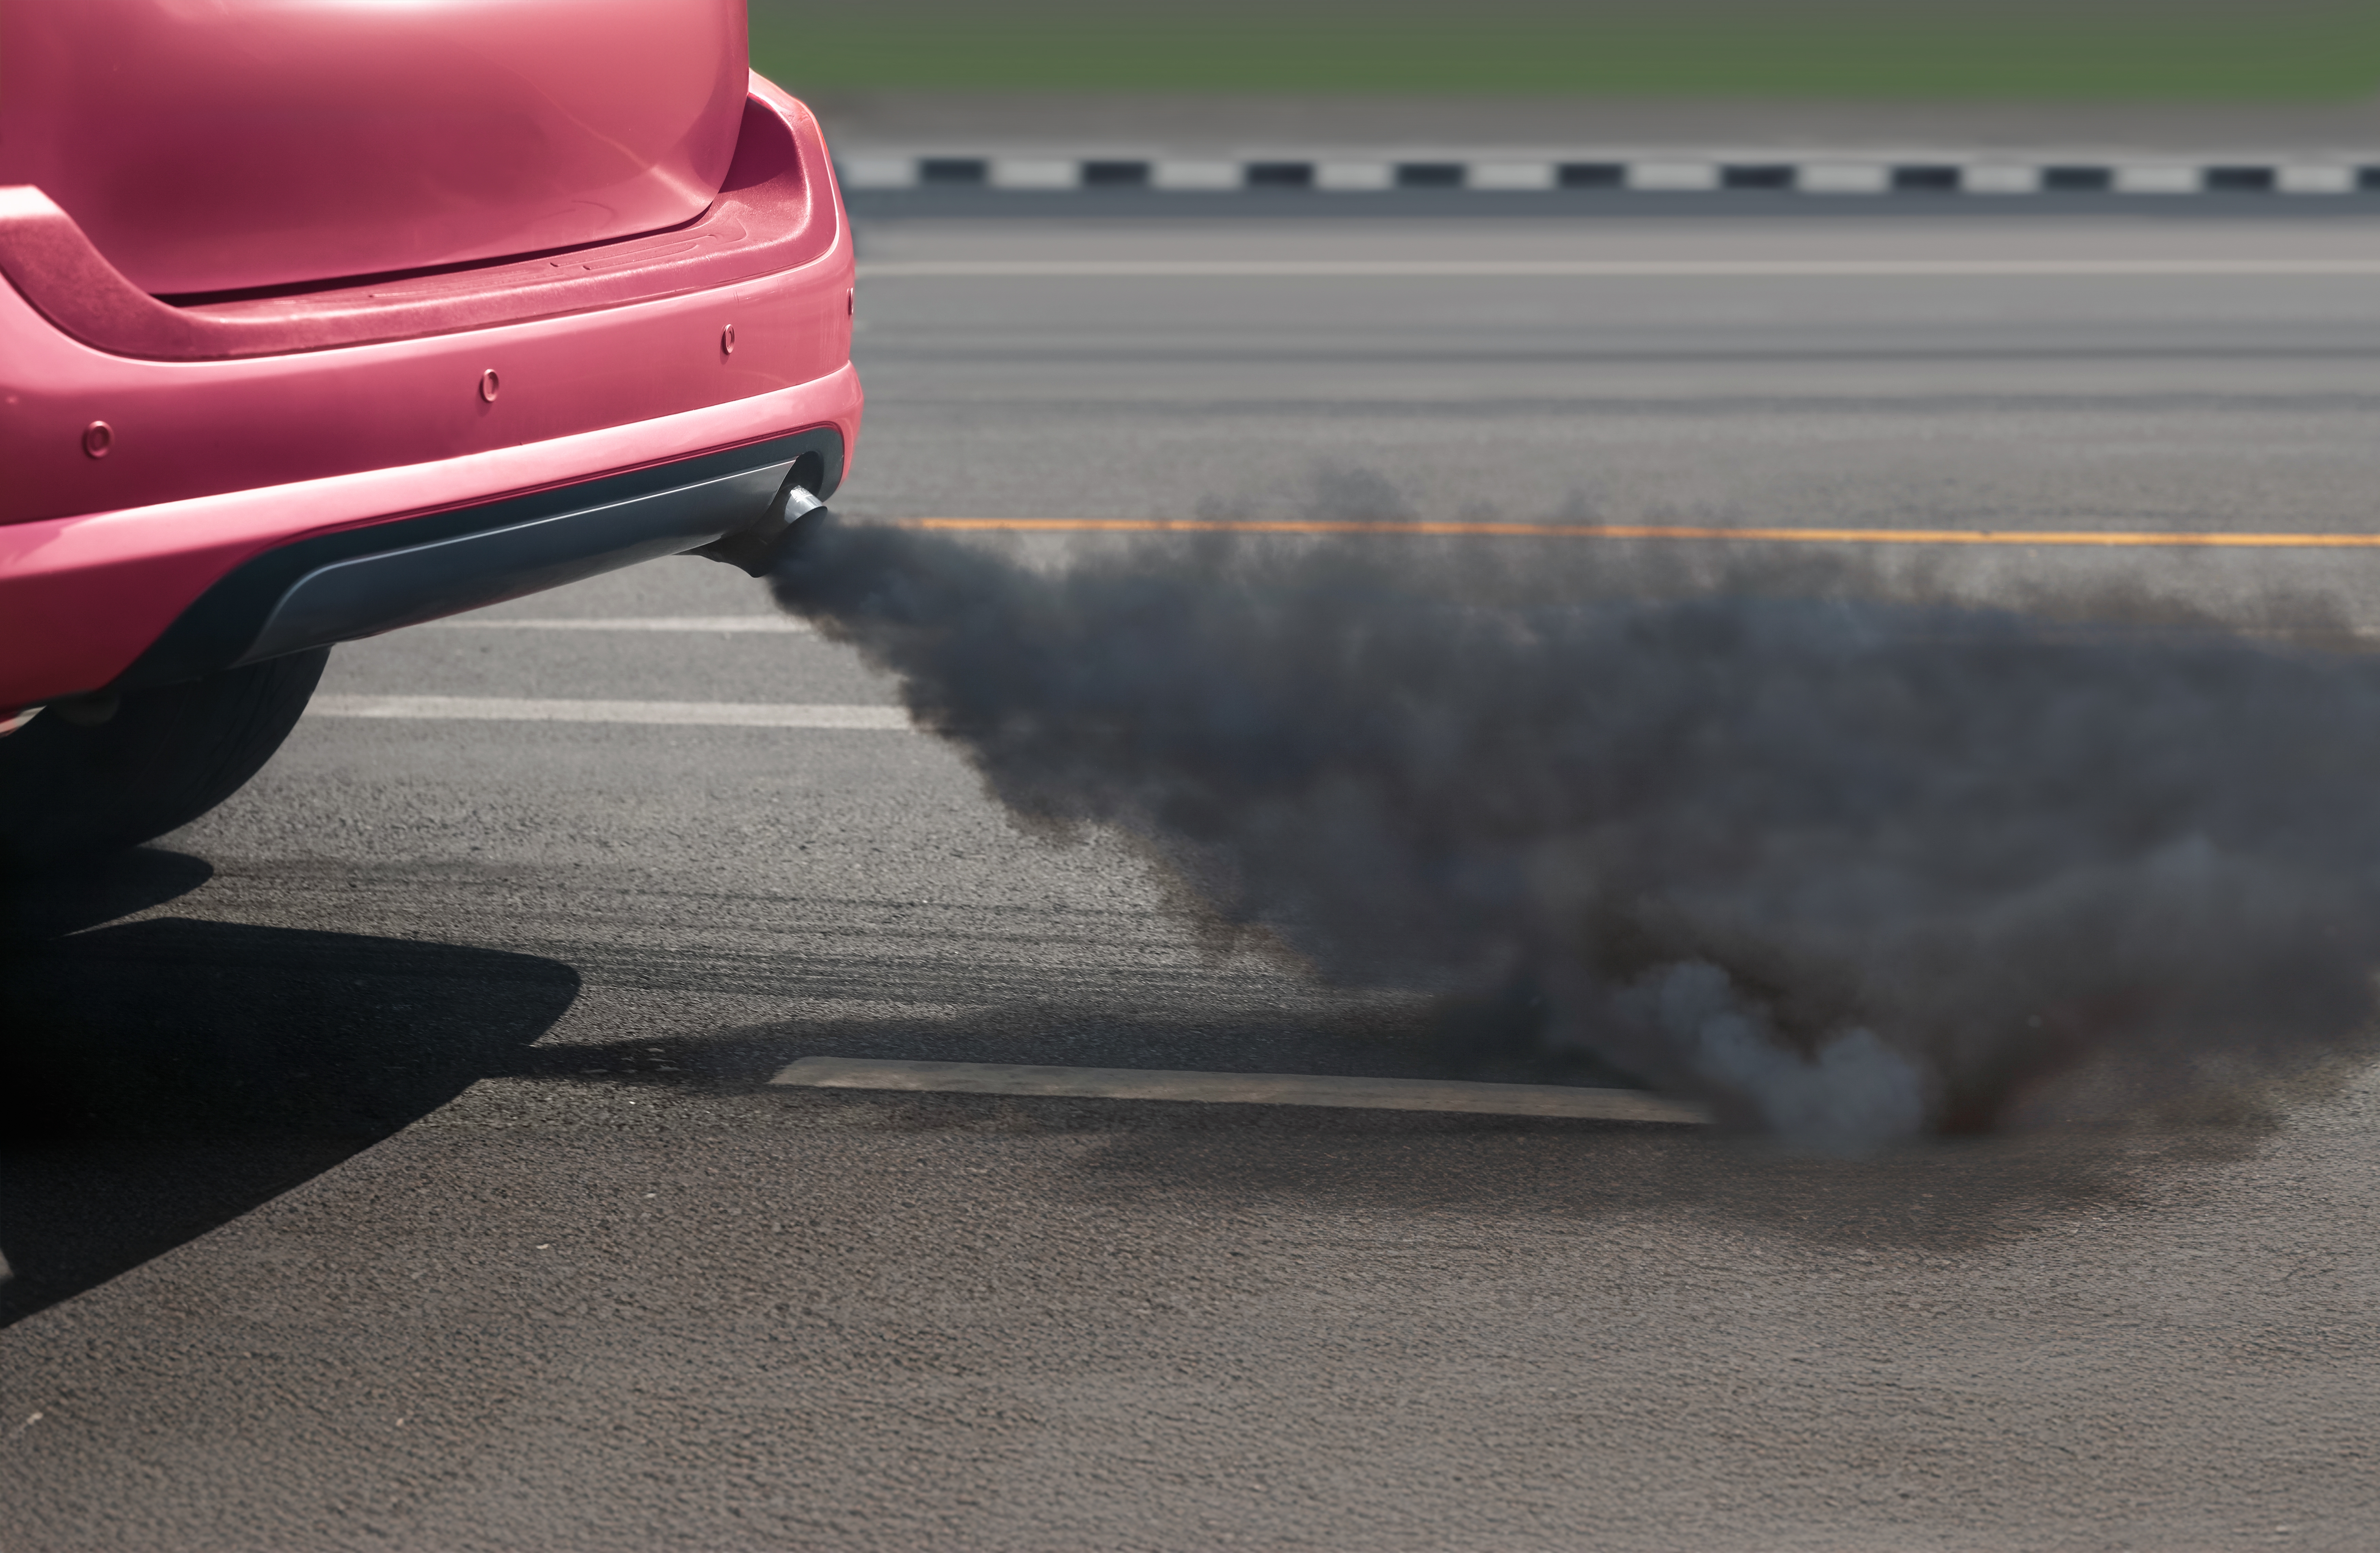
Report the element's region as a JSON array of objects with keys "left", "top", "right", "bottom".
[{"left": 898, "top": 517, "right": 2380, "bottom": 549}]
